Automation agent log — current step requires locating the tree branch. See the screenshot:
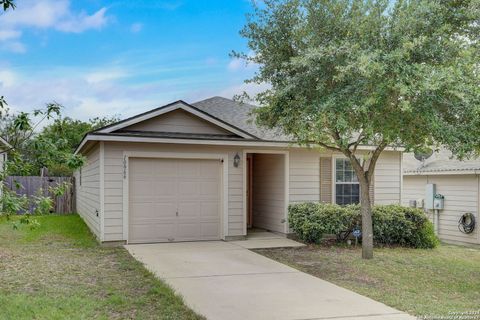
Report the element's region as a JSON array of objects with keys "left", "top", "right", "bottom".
[
  {"left": 348, "top": 130, "right": 366, "bottom": 154},
  {"left": 316, "top": 141, "right": 342, "bottom": 152},
  {"left": 366, "top": 141, "right": 388, "bottom": 182}
]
